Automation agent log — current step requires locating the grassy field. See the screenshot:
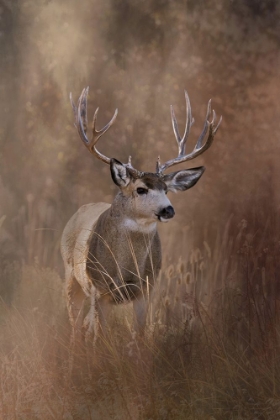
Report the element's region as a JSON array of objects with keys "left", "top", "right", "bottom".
[{"left": 0, "top": 209, "right": 279, "bottom": 420}]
